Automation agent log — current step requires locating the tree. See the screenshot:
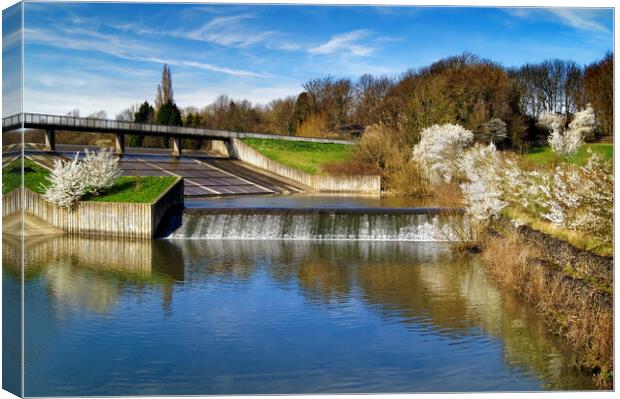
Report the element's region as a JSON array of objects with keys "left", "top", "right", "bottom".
[
  {"left": 116, "top": 104, "right": 139, "bottom": 122},
  {"left": 292, "top": 92, "right": 313, "bottom": 133},
  {"left": 353, "top": 74, "right": 392, "bottom": 127},
  {"left": 302, "top": 76, "right": 353, "bottom": 131},
  {"left": 479, "top": 118, "right": 507, "bottom": 145},
  {"left": 584, "top": 53, "right": 613, "bottom": 138},
  {"left": 130, "top": 101, "right": 155, "bottom": 147},
  {"left": 155, "top": 63, "right": 174, "bottom": 110},
  {"left": 155, "top": 100, "right": 182, "bottom": 147}
]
